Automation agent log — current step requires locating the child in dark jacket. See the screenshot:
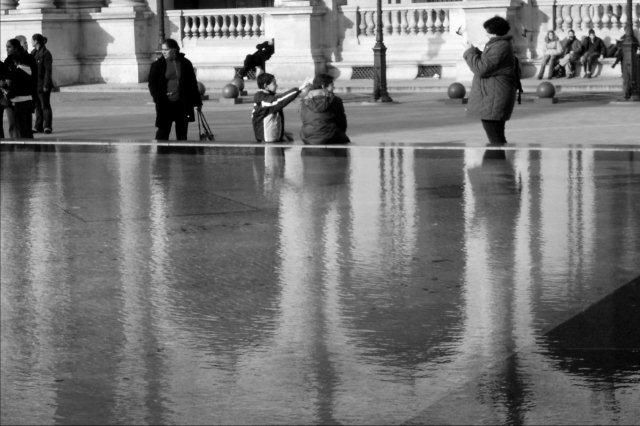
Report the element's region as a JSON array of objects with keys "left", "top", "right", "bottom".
[
  {"left": 251, "top": 73, "right": 311, "bottom": 143},
  {"left": 300, "top": 73, "right": 350, "bottom": 145}
]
